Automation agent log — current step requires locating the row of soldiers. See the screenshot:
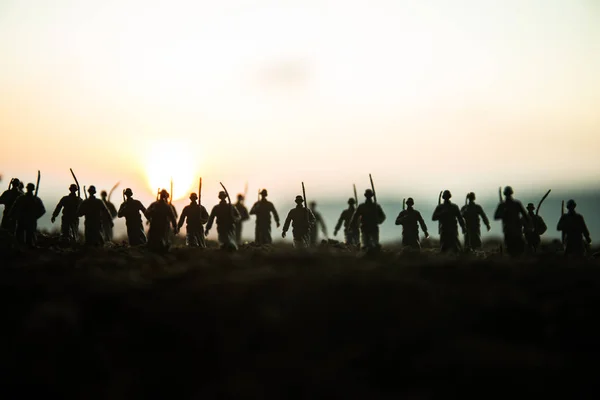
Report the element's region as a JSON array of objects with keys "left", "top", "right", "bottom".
[{"left": 0, "top": 178, "right": 593, "bottom": 256}]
